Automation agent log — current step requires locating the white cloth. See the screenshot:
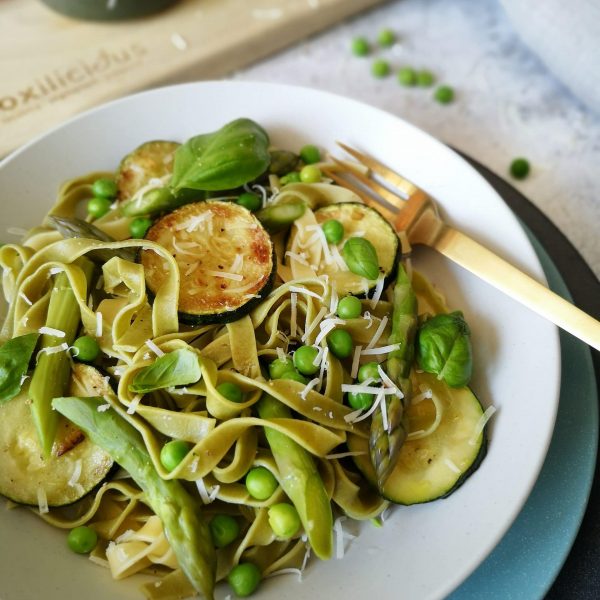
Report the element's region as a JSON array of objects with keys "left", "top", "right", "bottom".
[{"left": 500, "top": 0, "right": 600, "bottom": 113}]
